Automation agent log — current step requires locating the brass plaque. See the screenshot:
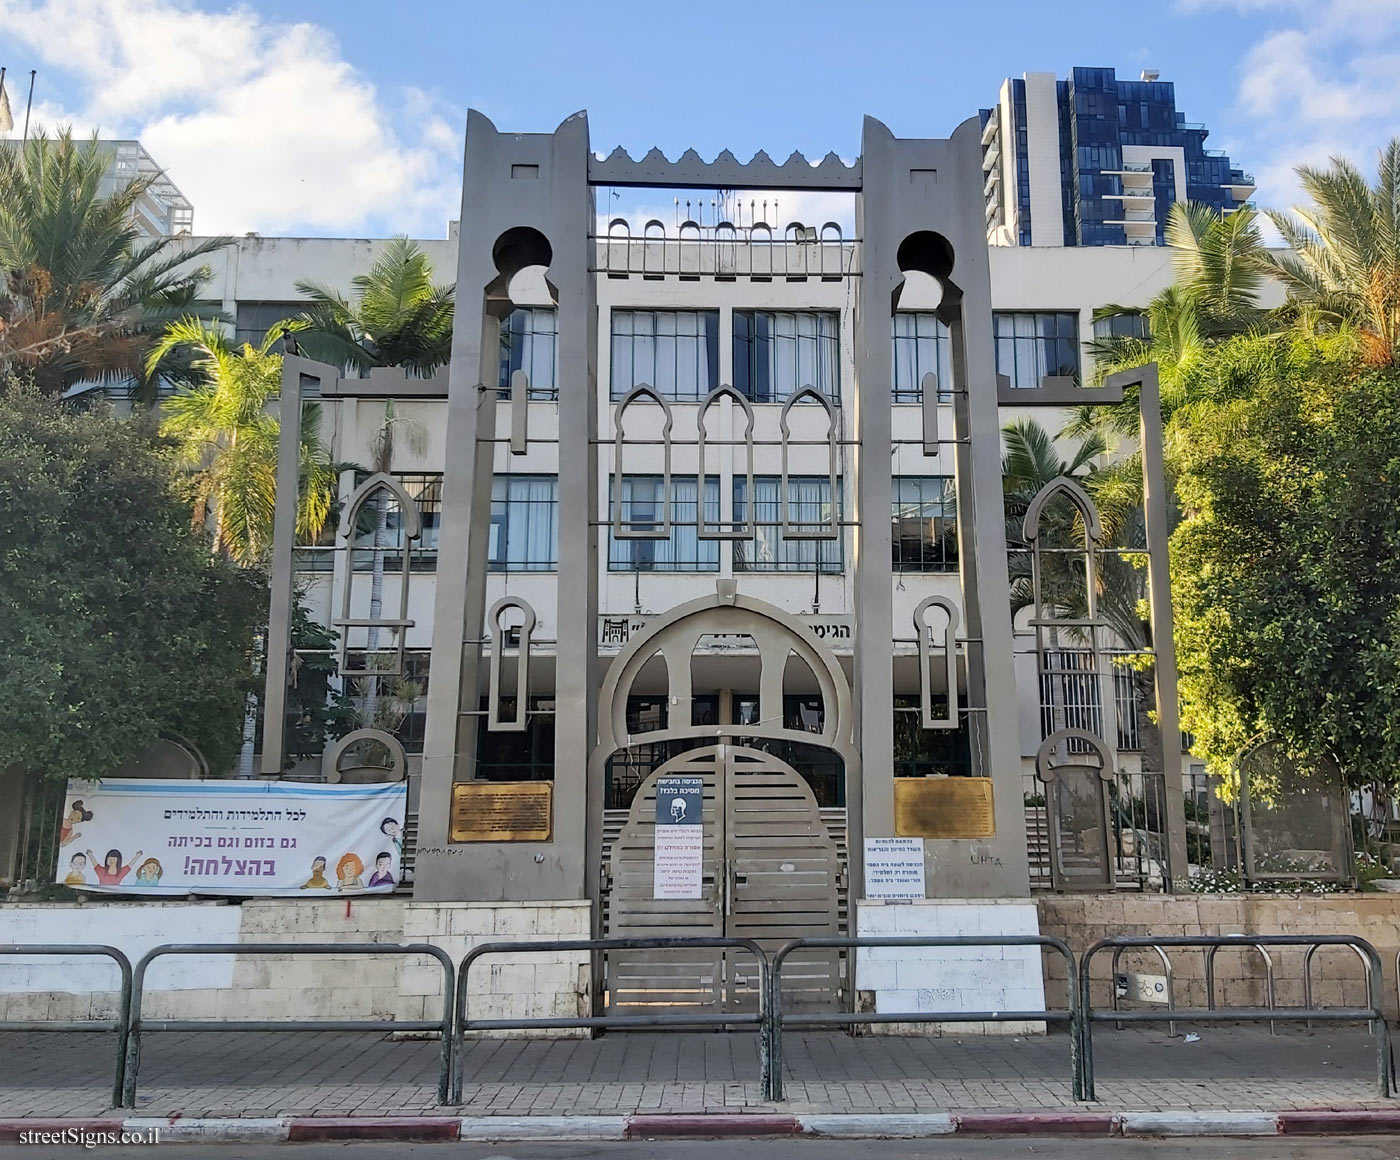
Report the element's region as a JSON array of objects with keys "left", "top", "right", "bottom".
[
  {"left": 894, "top": 777, "right": 995, "bottom": 839},
  {"left": 450, "top": 781, "right": 553, "bottom": 842}
]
